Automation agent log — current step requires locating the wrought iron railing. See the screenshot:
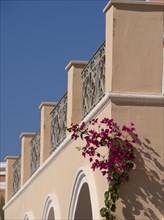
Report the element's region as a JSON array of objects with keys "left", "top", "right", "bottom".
[
  {"left": 50, "top": 93, "right": 68, "bottom": 153},
  {"left": 30, "top": 129, "right": 40, "bottom": 176},
  {"left": 81, "top": 42, "right": 105, "bottom": 118},
  {"left": 13, "top": 156, "right": 21, "bottom": 194}
]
